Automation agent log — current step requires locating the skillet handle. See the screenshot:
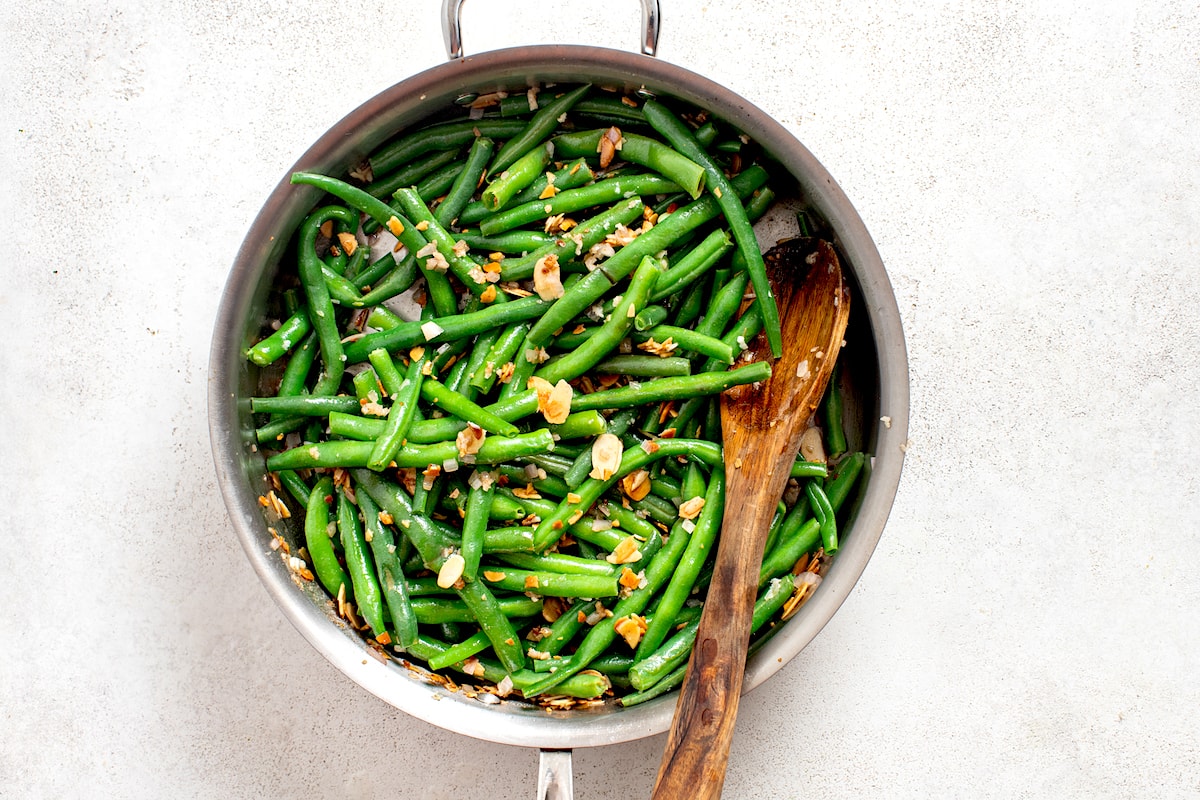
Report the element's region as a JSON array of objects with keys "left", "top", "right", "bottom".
[
  {"left": 536, "top": 749, "right": 574, "bottom": 800},
  {"left": 441, "top": 0, "right": 661, "bottom": 59}
]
